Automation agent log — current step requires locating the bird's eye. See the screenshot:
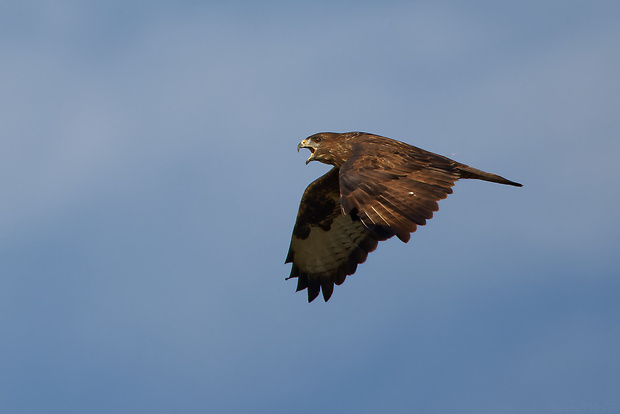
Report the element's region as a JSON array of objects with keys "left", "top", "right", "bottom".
[{"left": 314, "top": 136, "right": 322, "bottom": 143}]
